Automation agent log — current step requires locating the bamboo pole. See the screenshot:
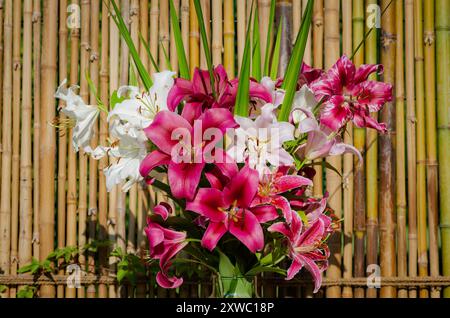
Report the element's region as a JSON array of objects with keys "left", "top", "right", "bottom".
[
  {"left": 413, "top": 0, "right": 429, "bottom": 298},
  {"left": 341, "top": 0, "right": 353, "bottom": 299},
  {"left": 405, "top": 0, "right": 417, "bottom": 298},
  {"left": 364, "top": 0, "right": 378, "bottom": 299},
  {"left": 379, "top": 0, "right": 397, "bottom": 298},
  {"left": 78, "top": 0, "right": 91, "bottom": 298},
  {"left": 170, "top": 0, "right": 179, "bottom": 72},
  {"left": 181, "top": 0, "right": 190, "bottom": 67},
  {"left": 66, "top": 0, "right": 80, "bottom": 299},
  {"left": 423, "top": 0, "right": 440, "bottom": 299},
  {"left": 0, "top": 0, "right": 12, "bottom": 298},
  {"left": 199, "top": 0, "right": 210, "bottom": 69},
  {"left": 130, "top": 0, "right": 139, "bottom": 80},
  {"left": 436, "top": 0, "right": 450, "bottom": 298},
  {"left": 57, "top": 0, "right": 68, "bottom": 298},
  {"left": 352, "top": 0, "right": 365, "bottom": 299},
  {"left": 212, "top": 0, "right": 222, "bottom": 66},
  {"left": 9, "top": 0, "right": 22, "bottom": 298},
  {"left": 19, "top": 0, "right": 33, "bottom": 295},
  {"left": 275, "top": 0, "right": 292, "bottom": 76},
  {"left": 139, "top": 0, "right": 148, "bottom": 71},
  {"left": 293, "top": 0, "right": 301, "bottom": 36},
  {"left": 259, "top": 0, "right": 270, "bottom": 69},
  {"left": 236, "top": 0, "right": 246, "bottom": 71},
  {"left": 159, "top": 0, "right": 170, "bottom": 70},
  {"left": 223, "top": 0, "right": 234, "bottom": 77},
  {"left": 324, "top": 0, "right": 341, "bottom": 298},
  {"left": 0, "top": 0, "right": 4, "bottom": 185},
  {"left": 39, "top": 0, "right": 58, "bottom": 298},
  {"left": 32, "top": 0, "right": 41, "bottom": 262},
  {"left": 189, "top": 0, "right": 199, "bottom": 75},
  {"left": 312, "top": 0, "right": 323, "bottom": 197},
  {"left": 301, "top": 0, "right": 311, "bottom": 64},
  {"left": 149, "top": 0, "right": 159, "bottom": 74},
  {"left": 395, "top": 0, "right": 408, "bottom": 299}
]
